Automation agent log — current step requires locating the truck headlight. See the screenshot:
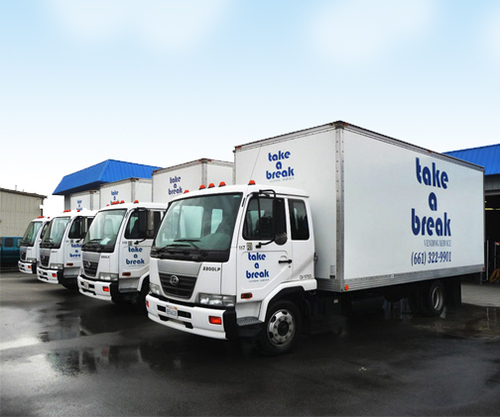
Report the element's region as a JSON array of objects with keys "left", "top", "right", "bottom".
[
  {"left": 150, "top": 282, "right": 161, "bottom": 295},
  {"left": 26, "top": 258, "right": 37, "bottom": 263},
  {"left": 99, "top": 273, "right": 119, "bottom": 281},
  {"left": 49, "top": 263, "right": 64, "bottom": 270},
  {"left": 198, "top": 293, "right": 235, "bottom": 307}
]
